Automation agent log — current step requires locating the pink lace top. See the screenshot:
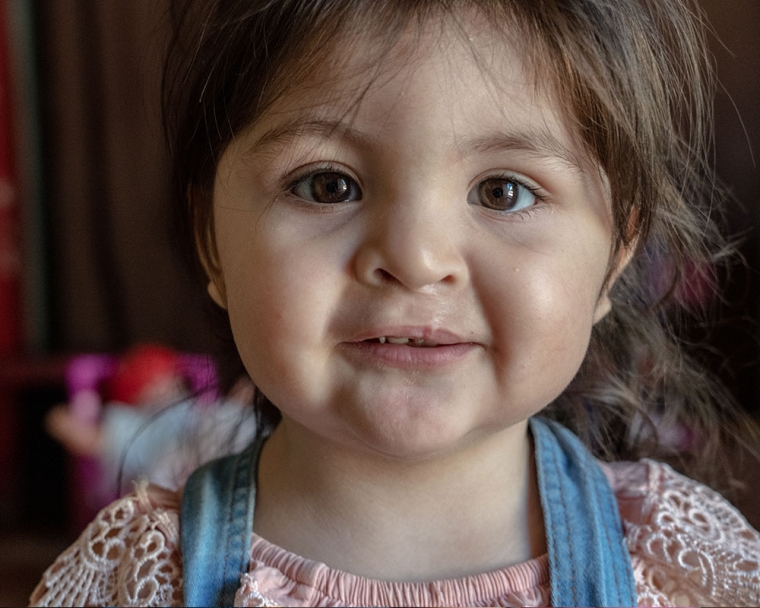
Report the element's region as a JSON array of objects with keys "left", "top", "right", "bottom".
[{"left": 30, "top": 459, "right": 760, "bottom": 607}]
